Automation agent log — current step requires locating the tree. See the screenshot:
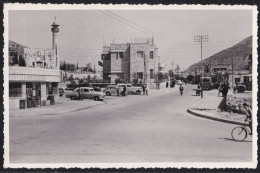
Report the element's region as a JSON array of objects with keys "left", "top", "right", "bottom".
[
  {"left": 83, "top": 63, "right": 93, "bottom": 72},
  {"left": 168, "top": 70, "right": 174, "bottom": 78}
]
